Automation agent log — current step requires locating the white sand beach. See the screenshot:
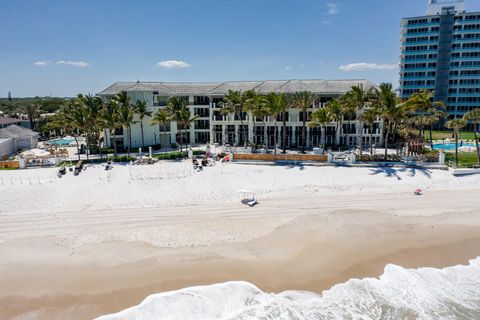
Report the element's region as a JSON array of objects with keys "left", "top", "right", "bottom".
[{"left": 1, "top": 162, "right": 480, "bottom": 319}]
